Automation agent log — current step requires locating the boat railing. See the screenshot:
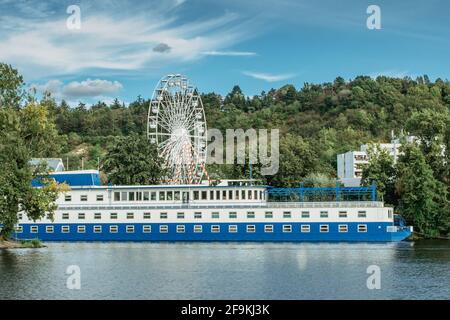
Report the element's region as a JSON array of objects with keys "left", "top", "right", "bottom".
[
  {"left": 266, "top": 201, "right": 384, "bottom": 208},
  {"left": 57, "top": 201, "right": 384, "bottom": 211}
]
